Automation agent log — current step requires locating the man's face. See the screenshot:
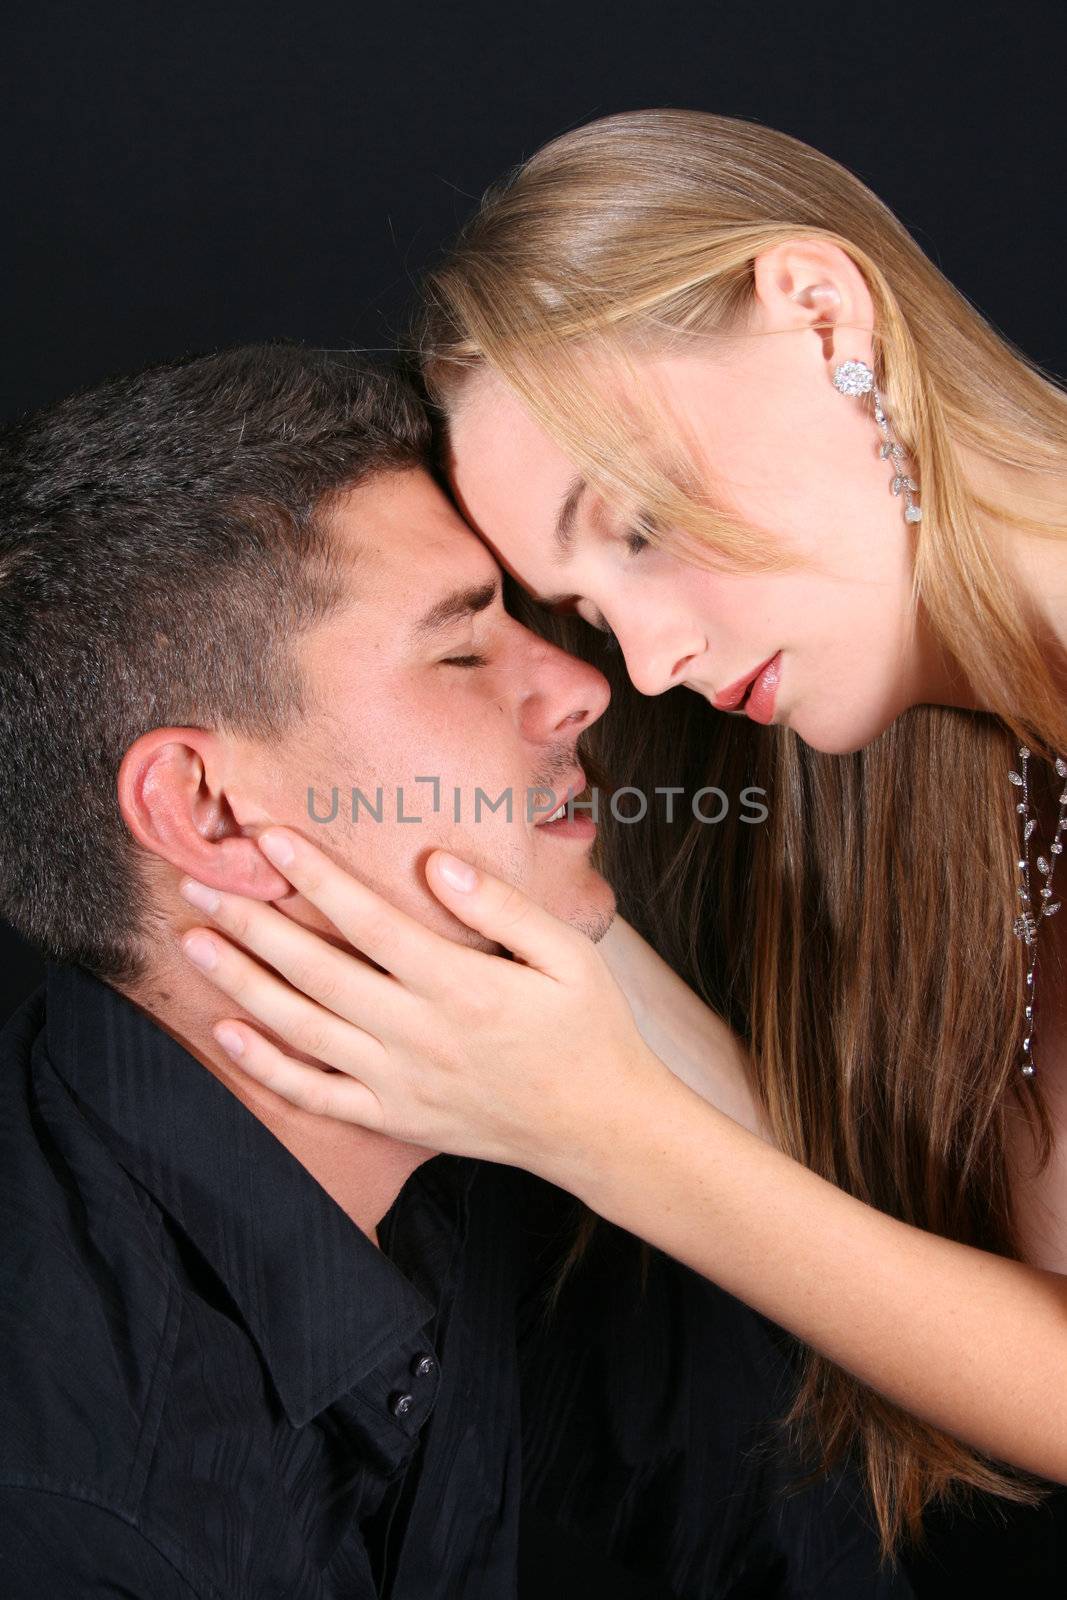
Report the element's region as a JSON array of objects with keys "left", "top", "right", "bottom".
[{"left": 241, "top": 469, "right": 616, "bottom": 950}]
